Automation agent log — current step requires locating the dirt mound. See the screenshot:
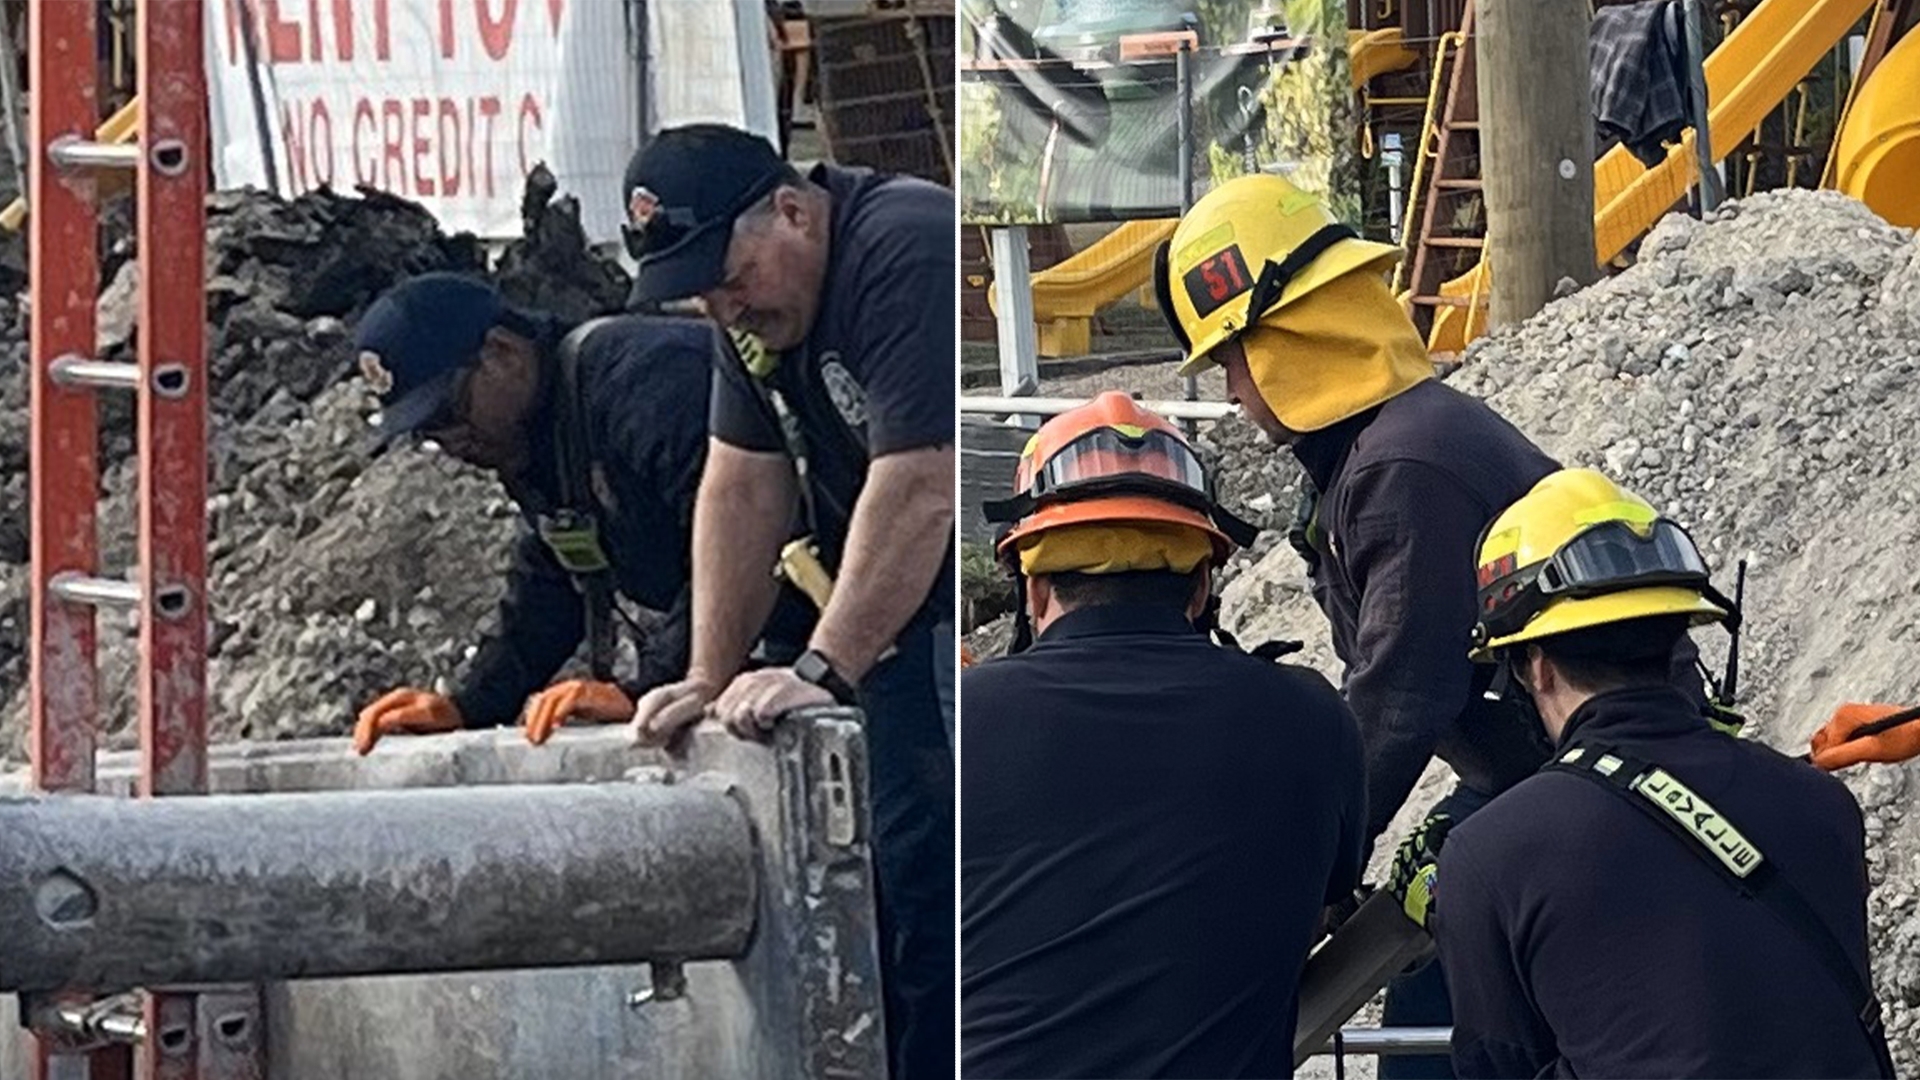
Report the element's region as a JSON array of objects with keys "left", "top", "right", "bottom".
[{"left": 0, "top": 180, "right": 630, "bottom": 753}]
